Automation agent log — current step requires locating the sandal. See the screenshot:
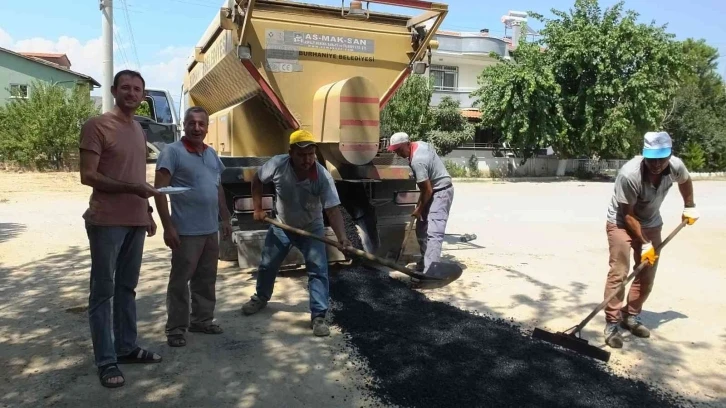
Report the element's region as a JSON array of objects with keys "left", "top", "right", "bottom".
[
  {"left": 98, "top": 363, "right": 125, "bottom": 388},
  {"left": 117, "top": 347, "right": 163, "bottom": 364},
  {"left": 189, "top": 323, "right": 224, "bottom": 334},
  {"left": 167, "top": 334, "right": 186, "bottom": 347}
]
